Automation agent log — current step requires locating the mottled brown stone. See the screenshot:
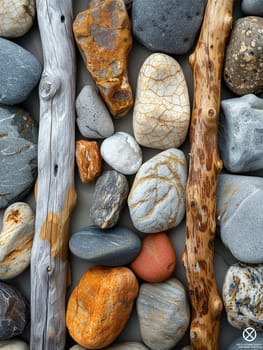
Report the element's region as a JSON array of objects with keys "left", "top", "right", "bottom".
[
  {"left": 75, "top": 140, "right": 102, "bottom": 183},
  {"left": 73, "top": 0, "right": 133, "bottom": 118}
]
